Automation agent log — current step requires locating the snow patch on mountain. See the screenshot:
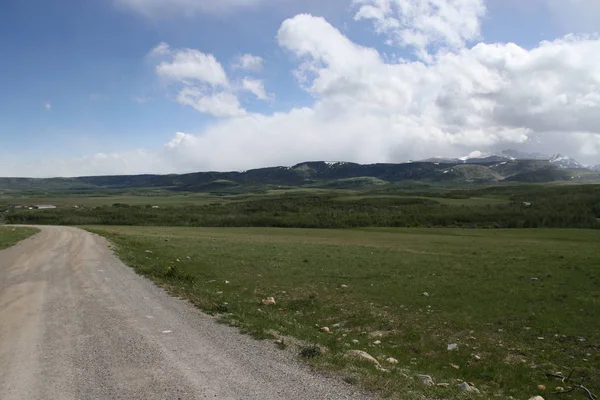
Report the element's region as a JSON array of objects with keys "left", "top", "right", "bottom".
[{"left": 549, "top": 154, "right": 583, "bottom": 169}]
